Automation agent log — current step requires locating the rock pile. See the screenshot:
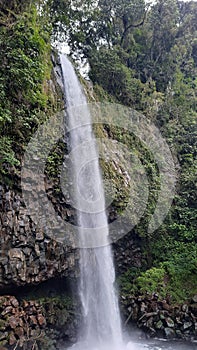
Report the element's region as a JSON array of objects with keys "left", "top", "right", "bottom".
[
  {"left": 0, "top": 295, "right": 46, "bottom": 348},
  {"left": 122, "top": 293, "right": 197, "bottom": 340},
  {"left": 0, "top": 294, "right": 77, "bottom": 349}
]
